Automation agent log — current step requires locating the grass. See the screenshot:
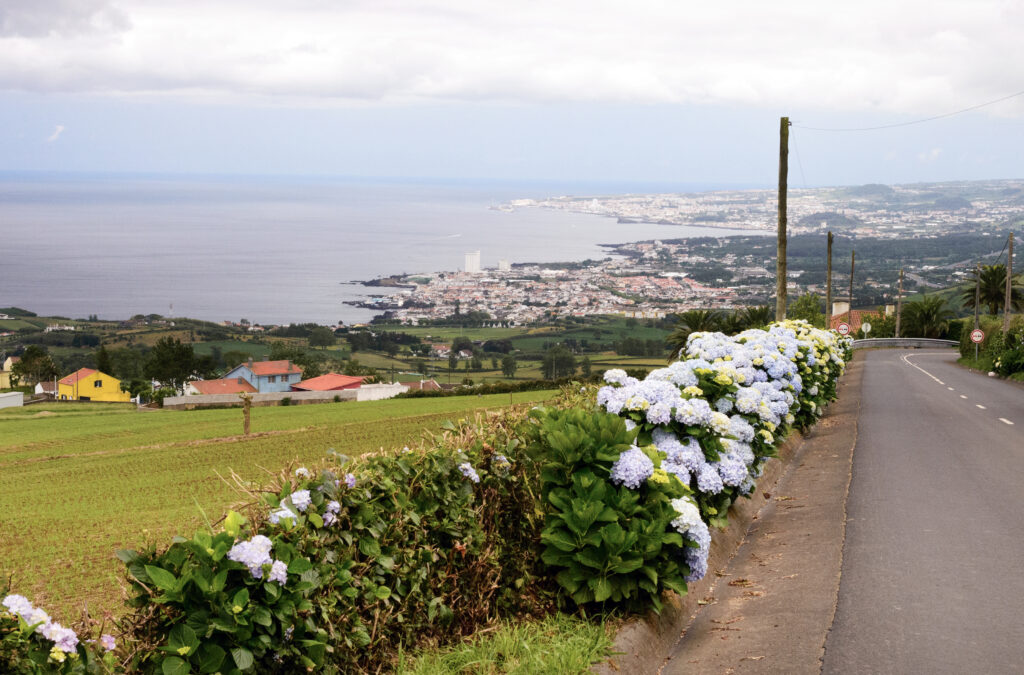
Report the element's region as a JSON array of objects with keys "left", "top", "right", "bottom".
[
  {"left": 394, "top": 614, "right": 614, "bottom": 675},
  {"left": 0, "top": 391, "right": 556, "bottom": 620},
  {"left": 192, "top": 339, "right": 271, "bottom": 358}
]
